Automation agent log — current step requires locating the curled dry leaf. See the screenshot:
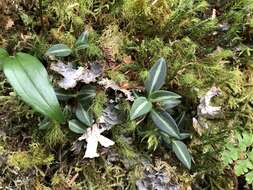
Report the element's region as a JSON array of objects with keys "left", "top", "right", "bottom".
[
  {"left": 78, "top": 124, "right": 114, "bottom": 158},
  {"left": 98, "top": 104, "right": 124, "bottom": 127},
  {"left": 197, "top": 86, "right": 222, "bottom": 119},
  {"left": 50, "top": 61, "right": 102, "bottom": 89},
  {"left": 98, "top": 78, "right": 134, "bottom": 101}
]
